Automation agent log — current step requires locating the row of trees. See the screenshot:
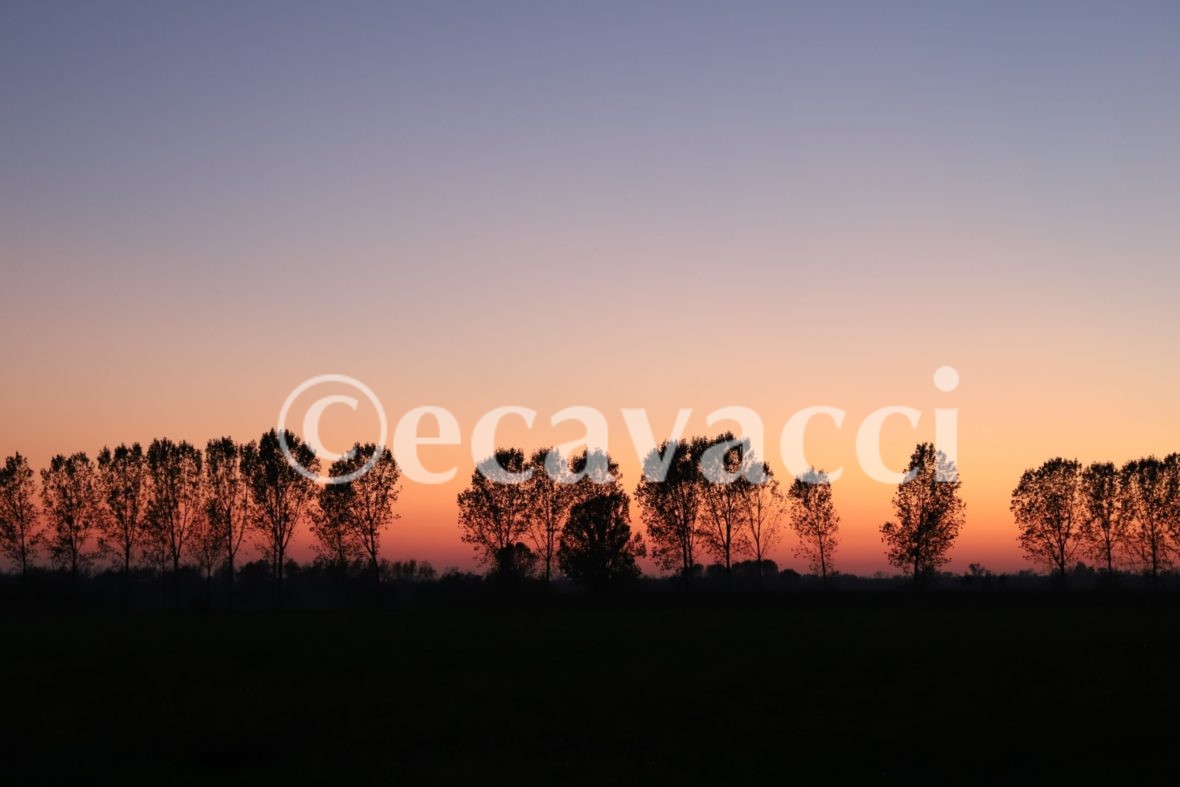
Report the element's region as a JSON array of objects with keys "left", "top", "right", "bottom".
[
  {"left": 1012, "top": 454, "right": 1180, "bottom": 579},
  {"left": 457, "top": 448, "right": 647, "bottom": 588},
  {"left": 0, "top": 431, "right": 401, "bottom": 594},
  {"left": 456, "top": 436, "right": 966, "bottom": 586},
  {"left": 2, "top": 427, "right": 969, "bottom": 590},
  {"left": 633, "top": 434, "right": 840, "bottom": 584}
]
